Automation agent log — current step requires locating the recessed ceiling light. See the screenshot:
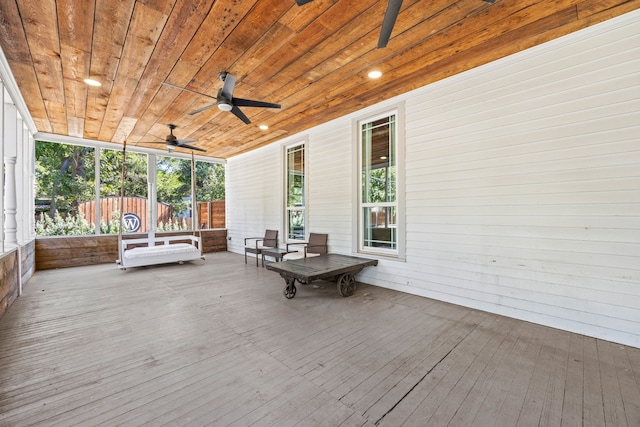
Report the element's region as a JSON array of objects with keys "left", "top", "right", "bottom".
[
  {"left": 368, "top": 70, "right": 382, "bottom": 79},
  {"left": 259, "top": 124, "right": 269, "bottom": 130},
  {"left": 83, "top": 78, "right": 102, "bottom": 87}
]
